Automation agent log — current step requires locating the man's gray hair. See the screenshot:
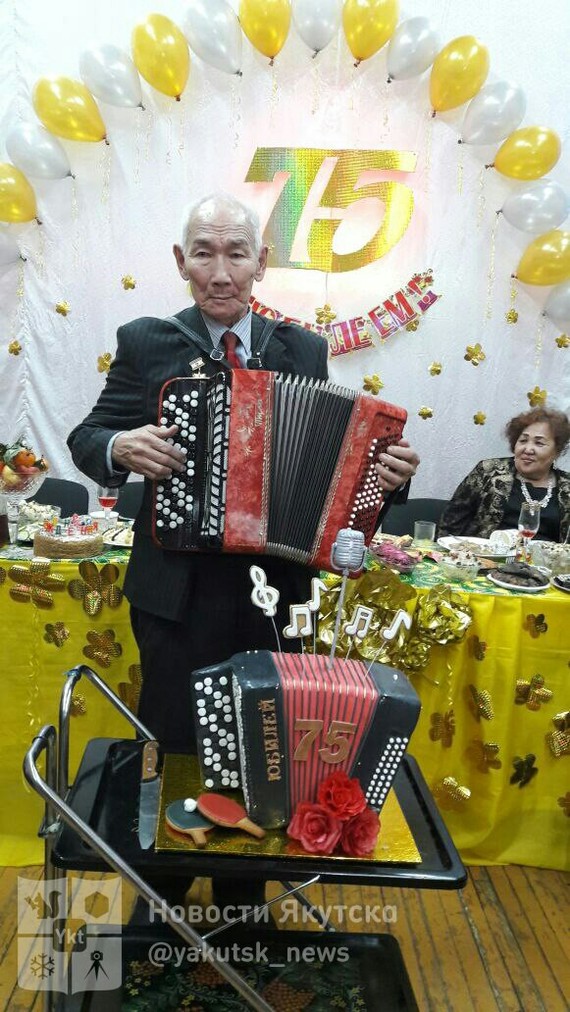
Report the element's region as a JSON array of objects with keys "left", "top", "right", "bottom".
[{"left": 179, "top": 192, "right": 263, "bottom": 255}]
